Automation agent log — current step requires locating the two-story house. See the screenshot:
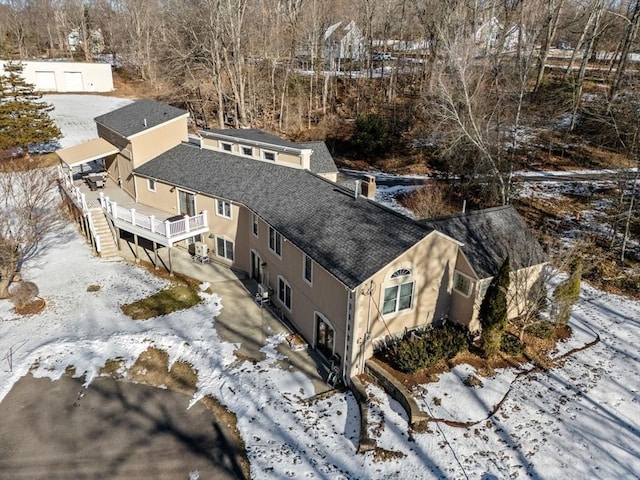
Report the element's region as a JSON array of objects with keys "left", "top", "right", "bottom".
[{"left": 57, "top": 100, "right": 546, "bottom": 382}]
